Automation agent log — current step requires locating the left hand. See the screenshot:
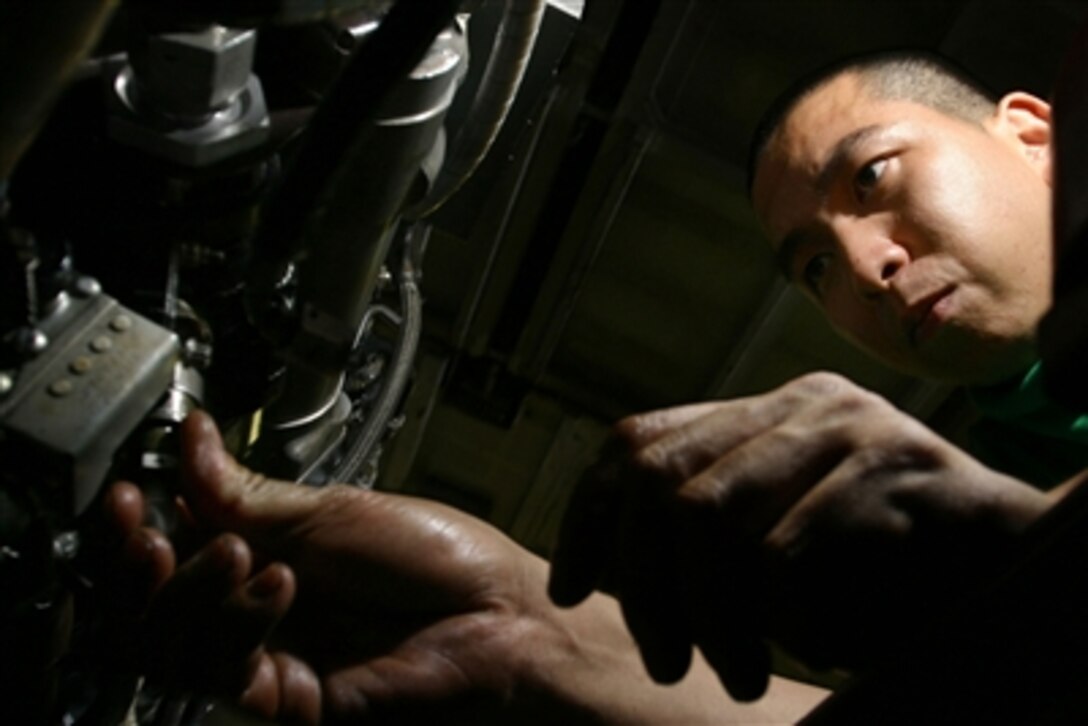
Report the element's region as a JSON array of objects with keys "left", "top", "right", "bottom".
[{"left": 549, "top": 372, "right": 1051, "bottom": 700}]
